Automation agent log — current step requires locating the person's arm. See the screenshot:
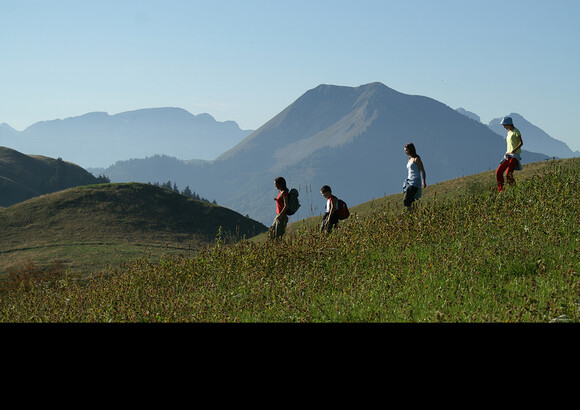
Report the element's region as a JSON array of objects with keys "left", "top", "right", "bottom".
[
  {"left": 329, "top": 196, "right": 337, "bottom": 216},
  {"left": 509, "top": 134, "right": 523, "bottom": 155},
  {"left": 416, "top": 157, "right": 427, "bottom": 188}
]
